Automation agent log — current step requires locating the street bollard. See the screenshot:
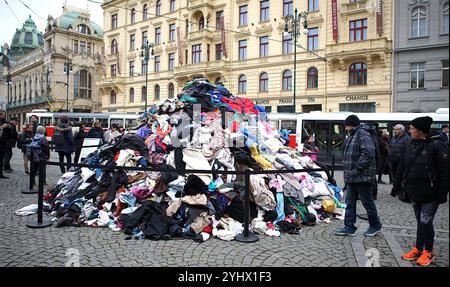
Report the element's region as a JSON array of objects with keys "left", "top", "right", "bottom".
[
  {"left": 27, "top": 160, "right": 52, "bottom": 229},
  {"left": 234, "top": 169, "right": 258, "bottom": 243},
  {"left": 22, "top": 150, "right": 38, "bottom": 194}
]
